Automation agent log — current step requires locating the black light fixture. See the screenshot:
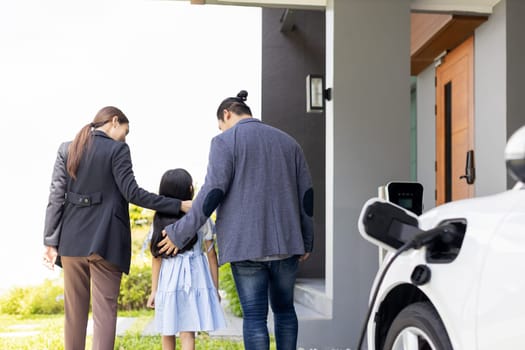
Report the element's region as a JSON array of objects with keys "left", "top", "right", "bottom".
[
  {"left": 306, "top": 74, "right": 324, "bottom": 113},
  {"left": 306, "top": 74, "right": 331, "bottom": 113}
]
